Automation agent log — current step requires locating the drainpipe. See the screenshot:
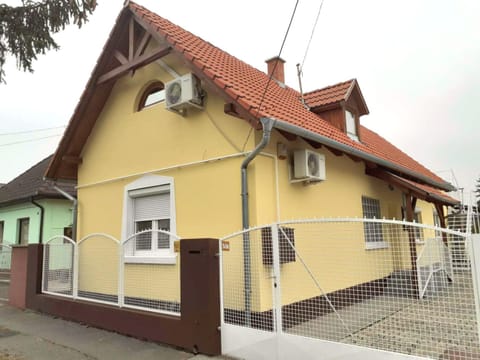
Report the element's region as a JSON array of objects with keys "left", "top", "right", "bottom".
[
  {"left": 53, "top": 185, "right": 77, "bottom": 242},
  {"left": 30, "top": 198, "right": 44, "bottom": 244},
  {"left": 241, "top": 117, "right": 274, "bottom": 326}
]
